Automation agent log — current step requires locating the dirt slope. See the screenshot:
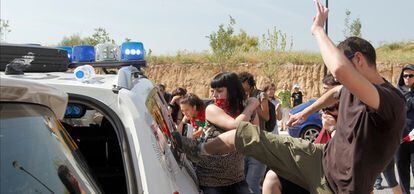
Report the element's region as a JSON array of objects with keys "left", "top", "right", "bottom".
[{"left": 145, "top": 63, "right": 405, "bottom": 100}]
